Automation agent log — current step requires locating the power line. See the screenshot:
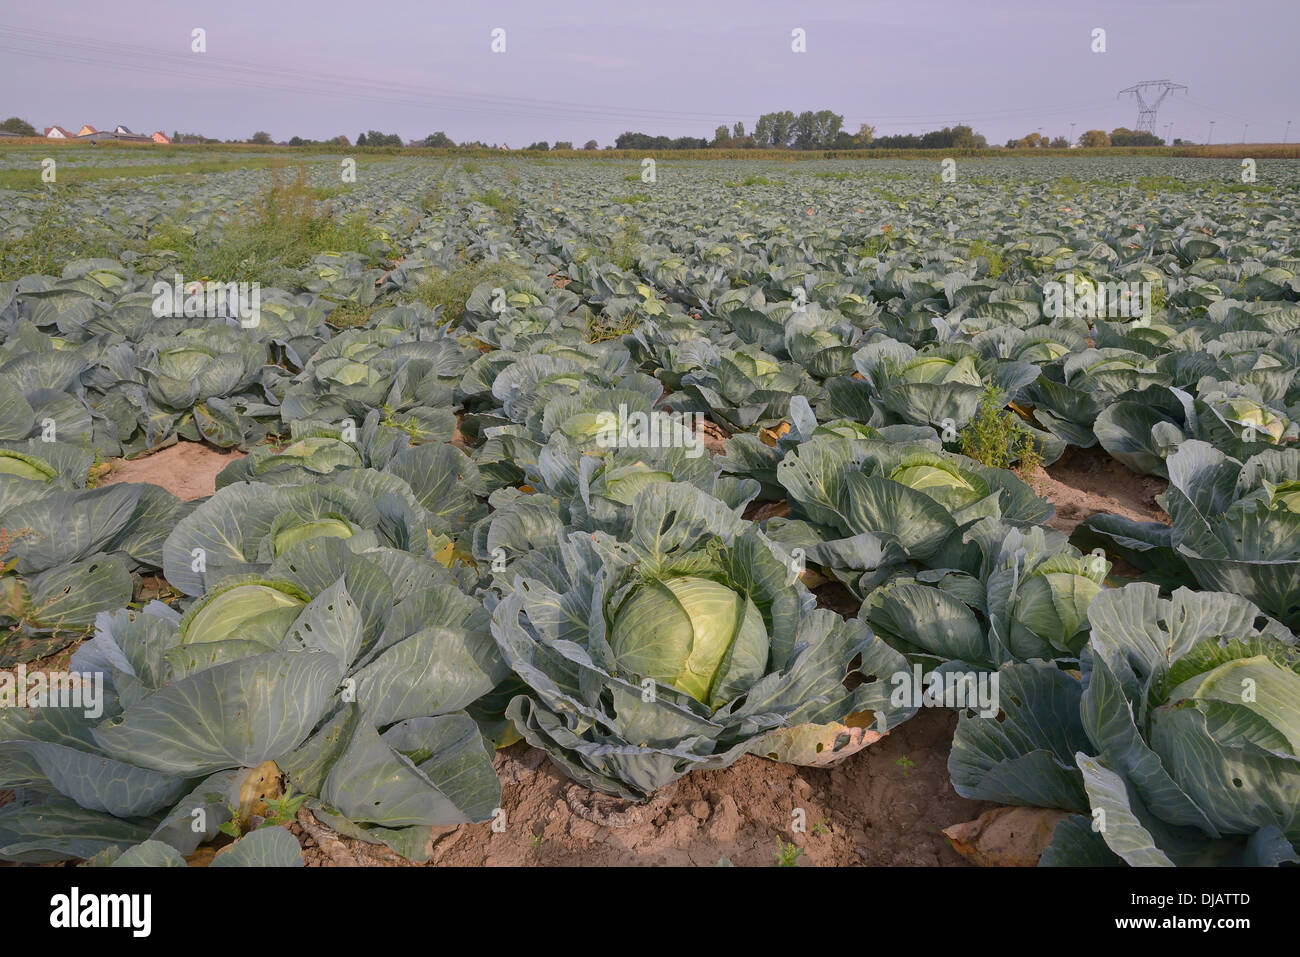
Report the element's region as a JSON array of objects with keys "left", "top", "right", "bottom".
[{"left": 1118, "top": 80, "right": 1186, "bottom": 134}]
